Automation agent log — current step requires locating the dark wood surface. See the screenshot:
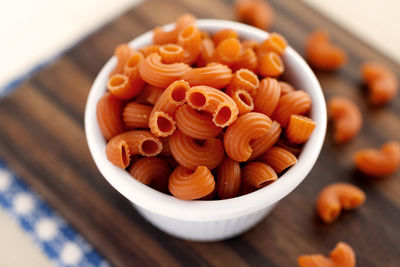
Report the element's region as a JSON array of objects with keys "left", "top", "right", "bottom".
[{"left": 0, "top": 0, "right": 399, "bottom": 266}]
